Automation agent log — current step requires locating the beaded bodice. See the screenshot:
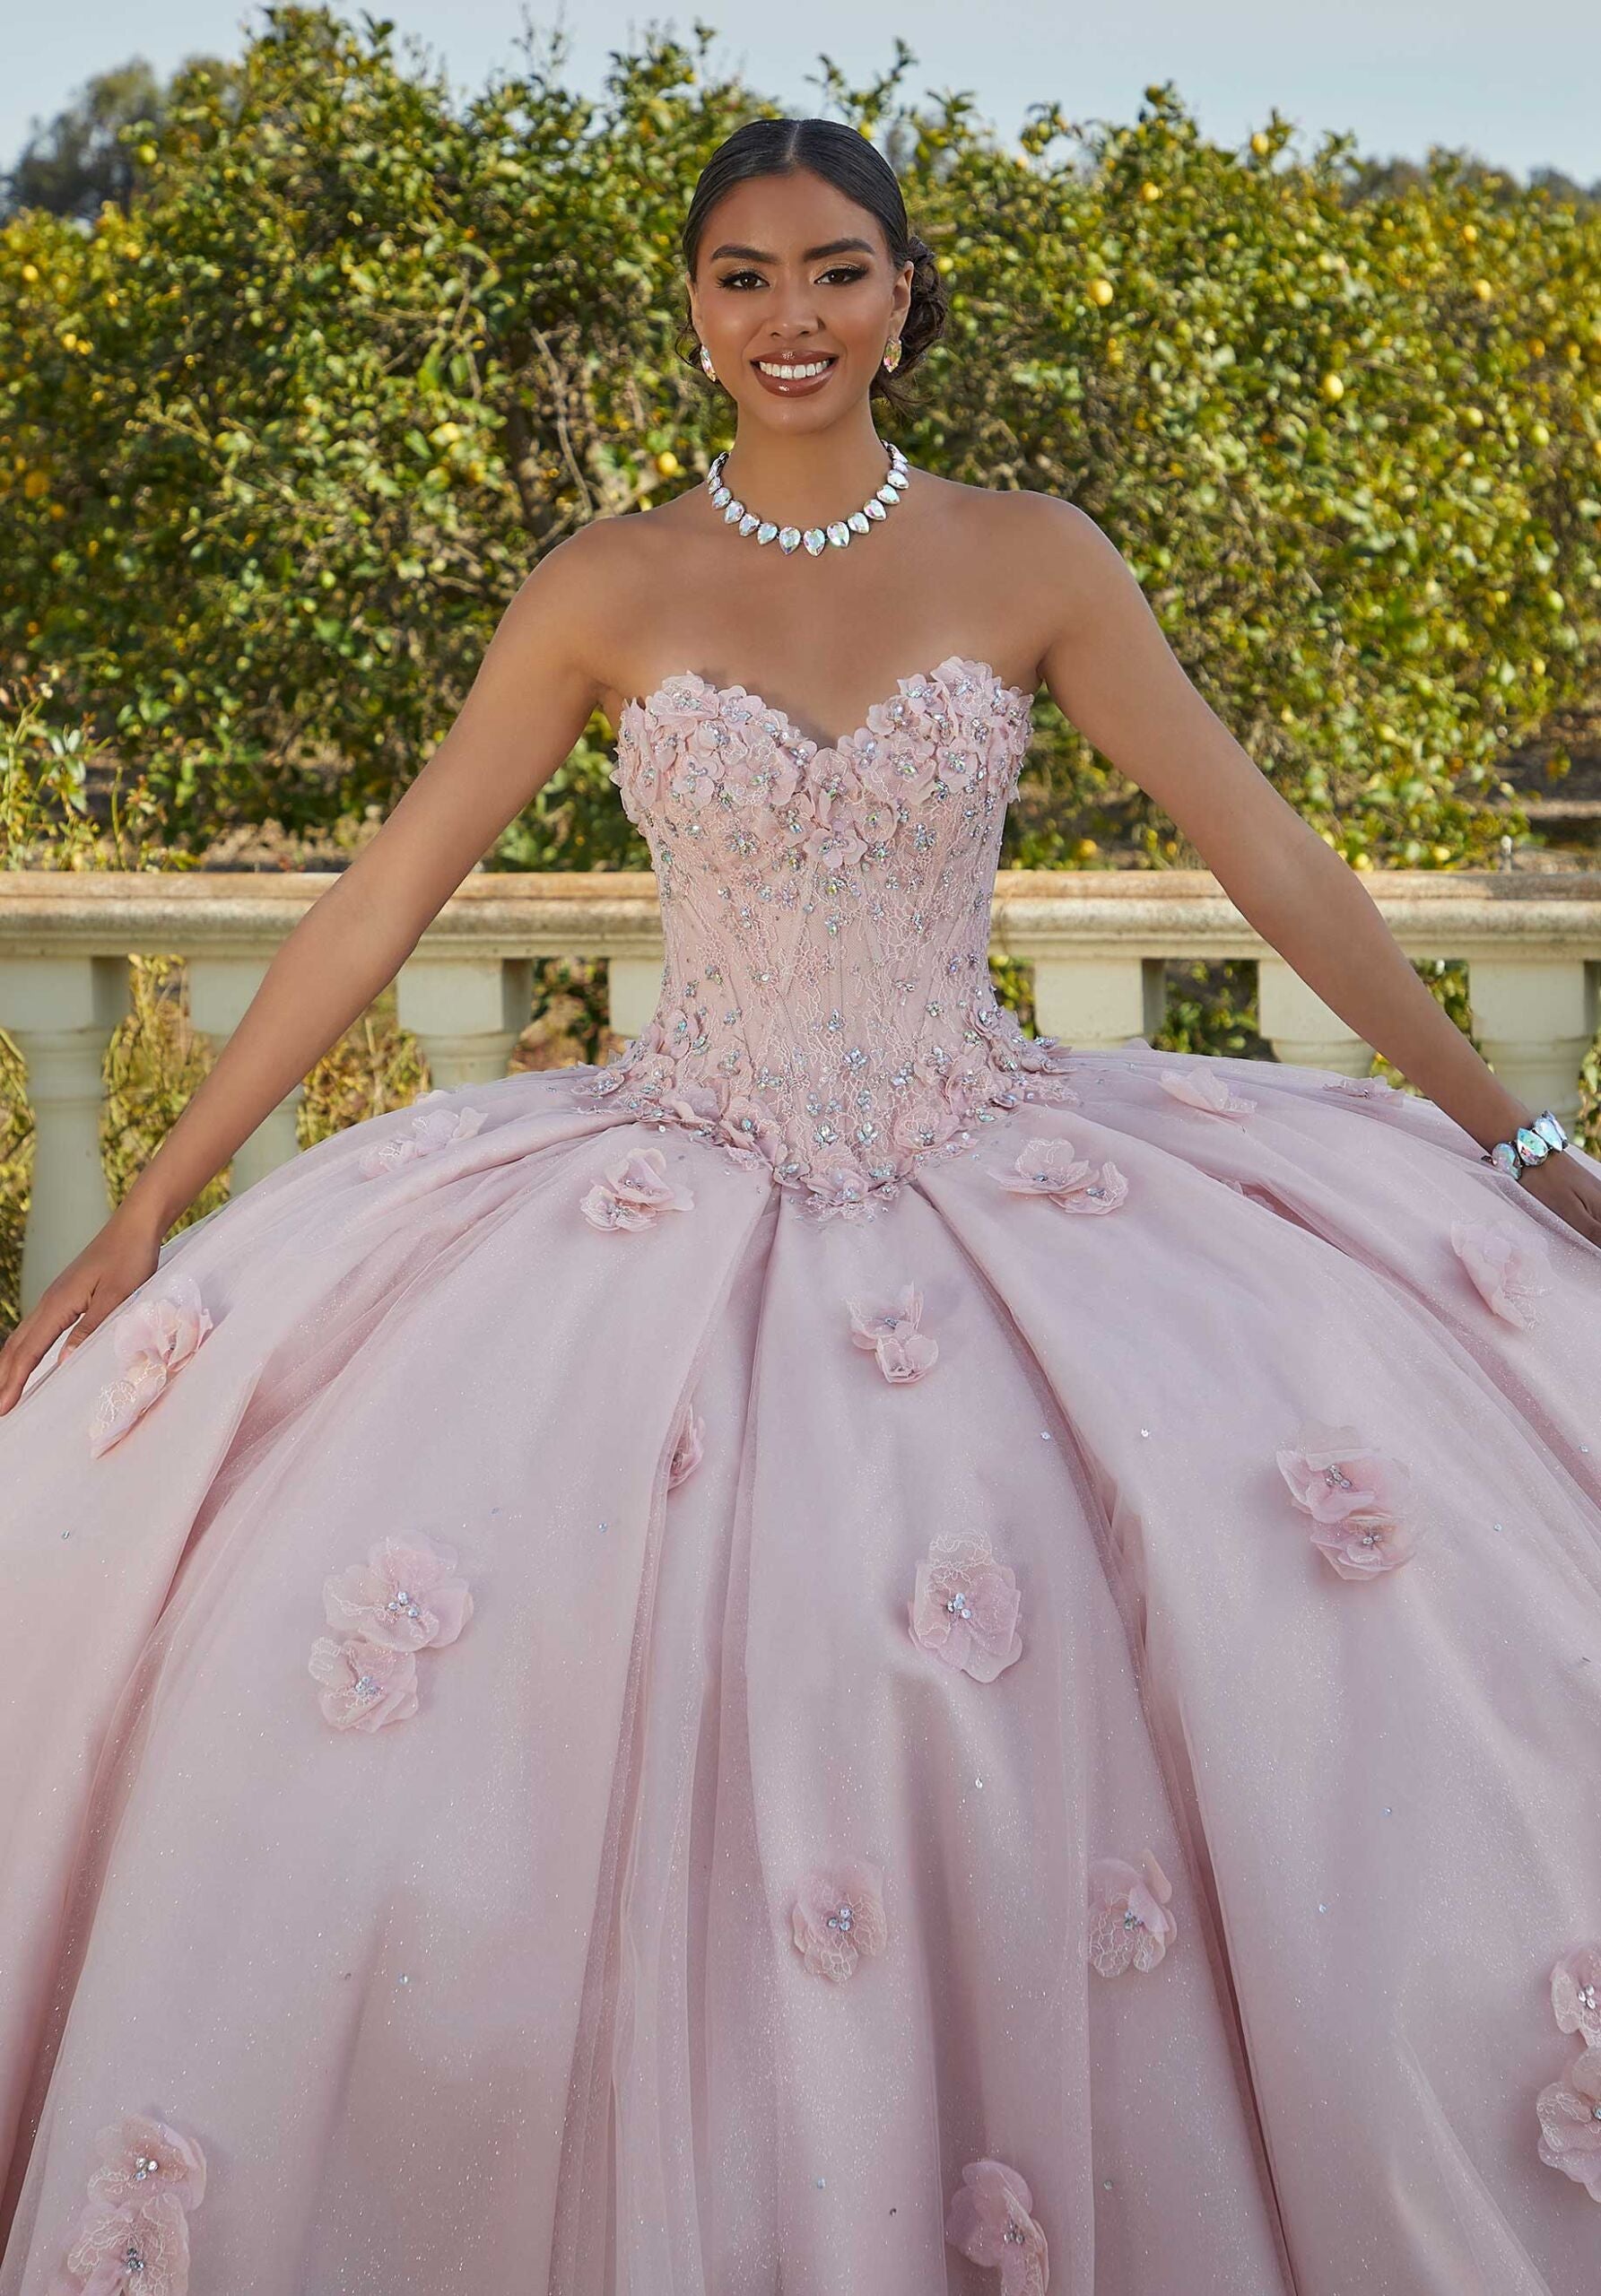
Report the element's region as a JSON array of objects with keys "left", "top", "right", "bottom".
[{"left": 568, "top": 653, "right": 1083, "bottom": 1222}]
